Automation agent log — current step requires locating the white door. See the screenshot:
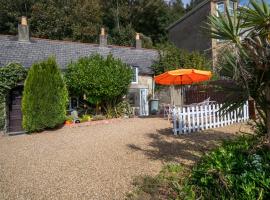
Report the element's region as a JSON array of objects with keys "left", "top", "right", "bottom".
[{"left": 140, "top": 88, "right": 149, "bottom": 116}]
